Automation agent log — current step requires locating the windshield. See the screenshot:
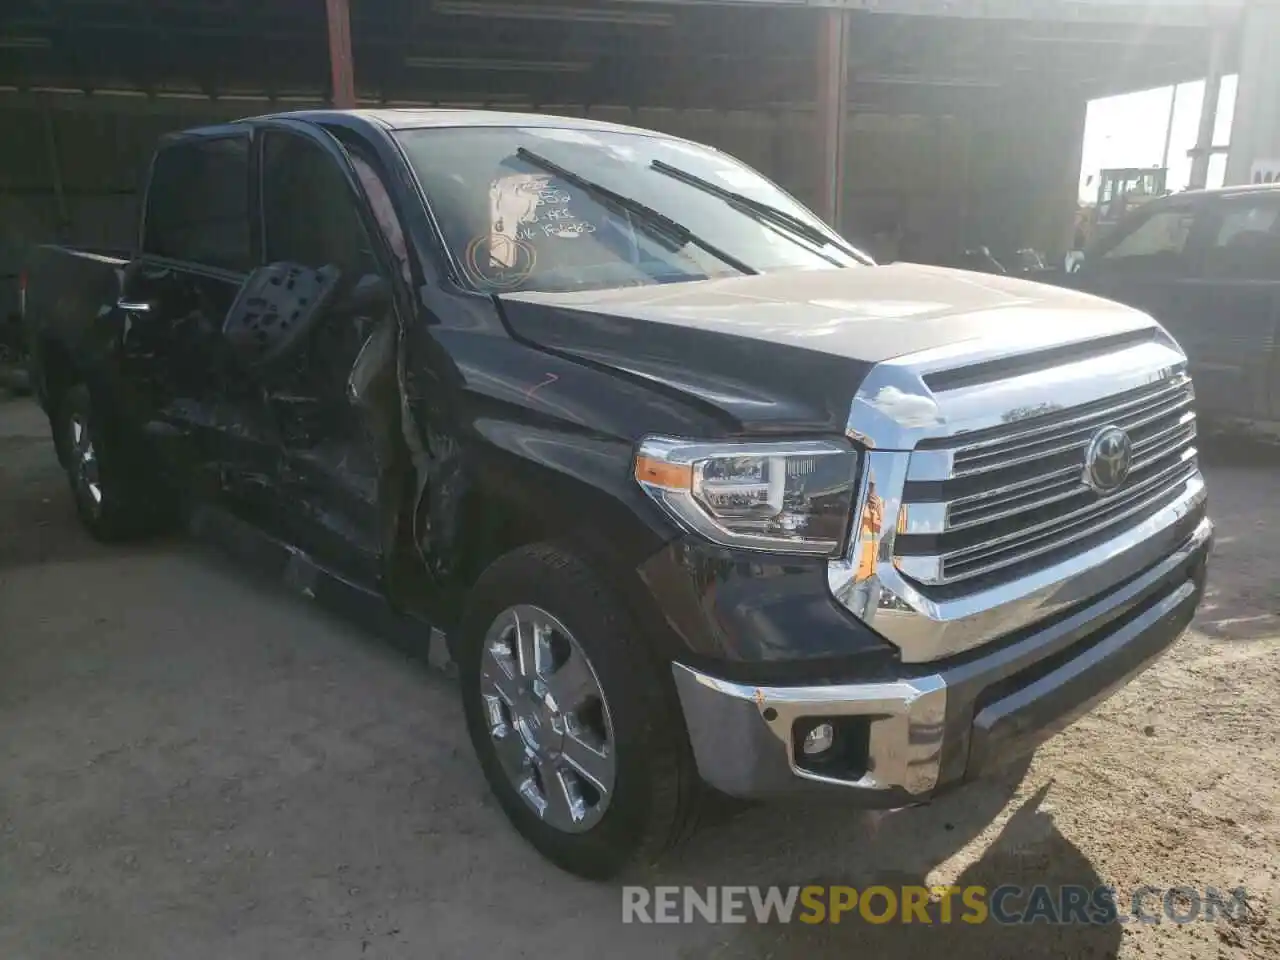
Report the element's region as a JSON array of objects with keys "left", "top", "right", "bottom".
[{"left": 394, "top": 125, "right": 864, "bottom": 294}]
